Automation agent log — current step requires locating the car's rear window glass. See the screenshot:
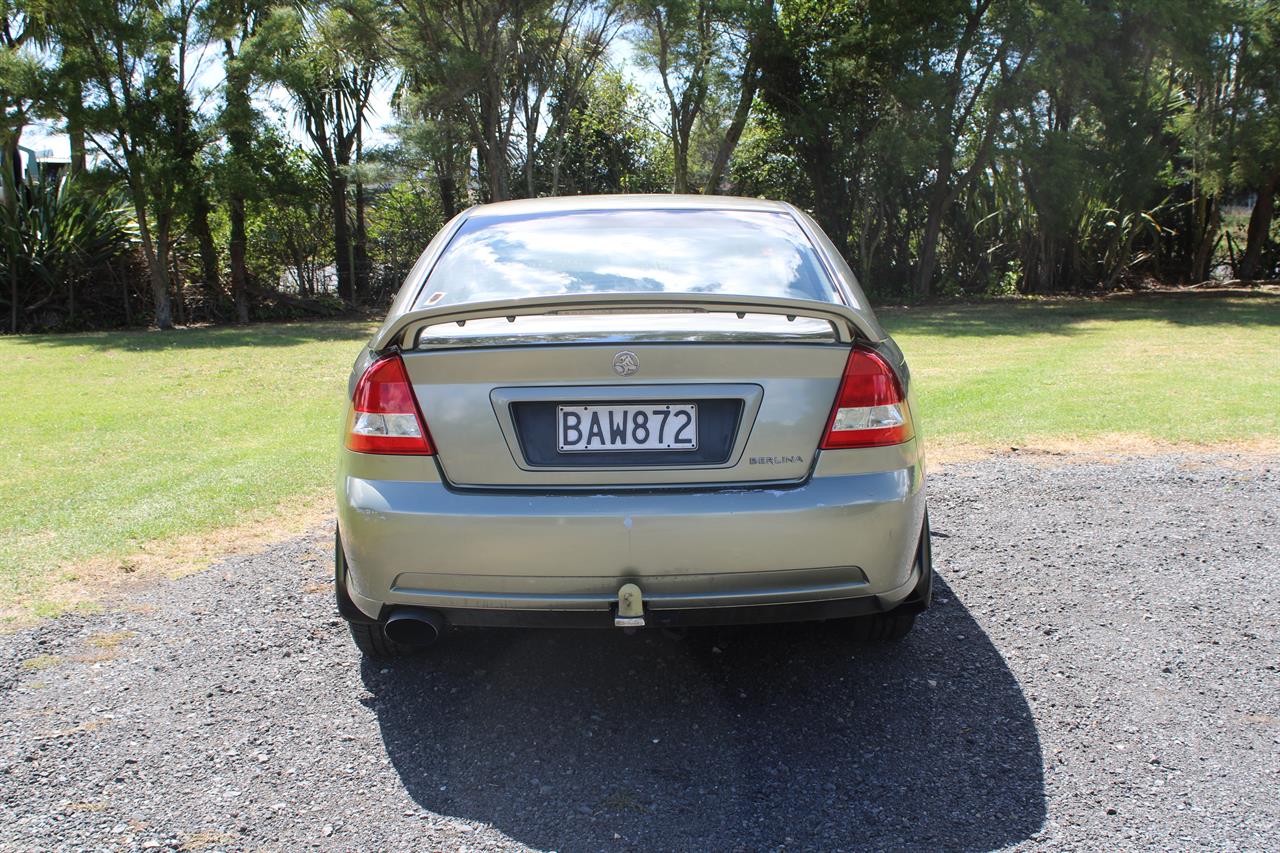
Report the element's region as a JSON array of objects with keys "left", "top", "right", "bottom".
[{"left": 414, "top": 209, "right": 839, "bottom": 308}]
